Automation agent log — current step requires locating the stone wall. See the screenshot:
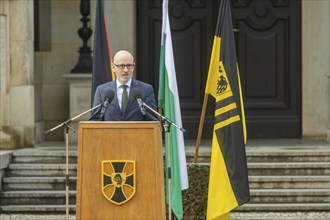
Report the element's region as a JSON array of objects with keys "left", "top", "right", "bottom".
[
  {"left": 34, "top": 0, "right": 137, "bottom": 142},
  {"left": 34, "top": 0, "right": 80, "bottom": 142}
]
